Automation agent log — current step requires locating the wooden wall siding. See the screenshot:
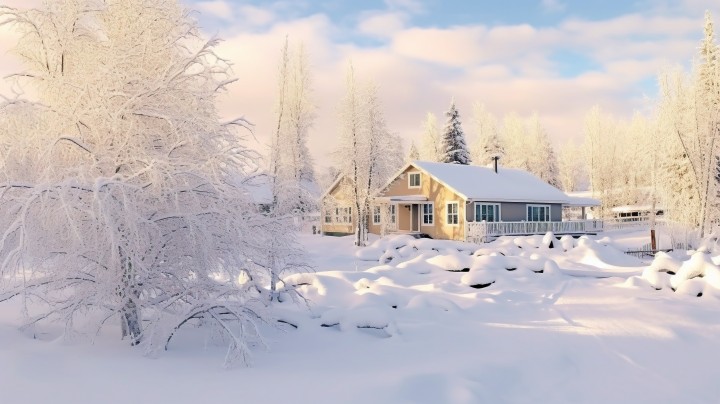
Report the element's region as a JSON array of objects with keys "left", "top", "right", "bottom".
[
  {"left": 321, "top": 177, "right": 357, "bottom": 235},
  {"left": 378, "top": 165, "right": 466, "bottom": 241}
]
